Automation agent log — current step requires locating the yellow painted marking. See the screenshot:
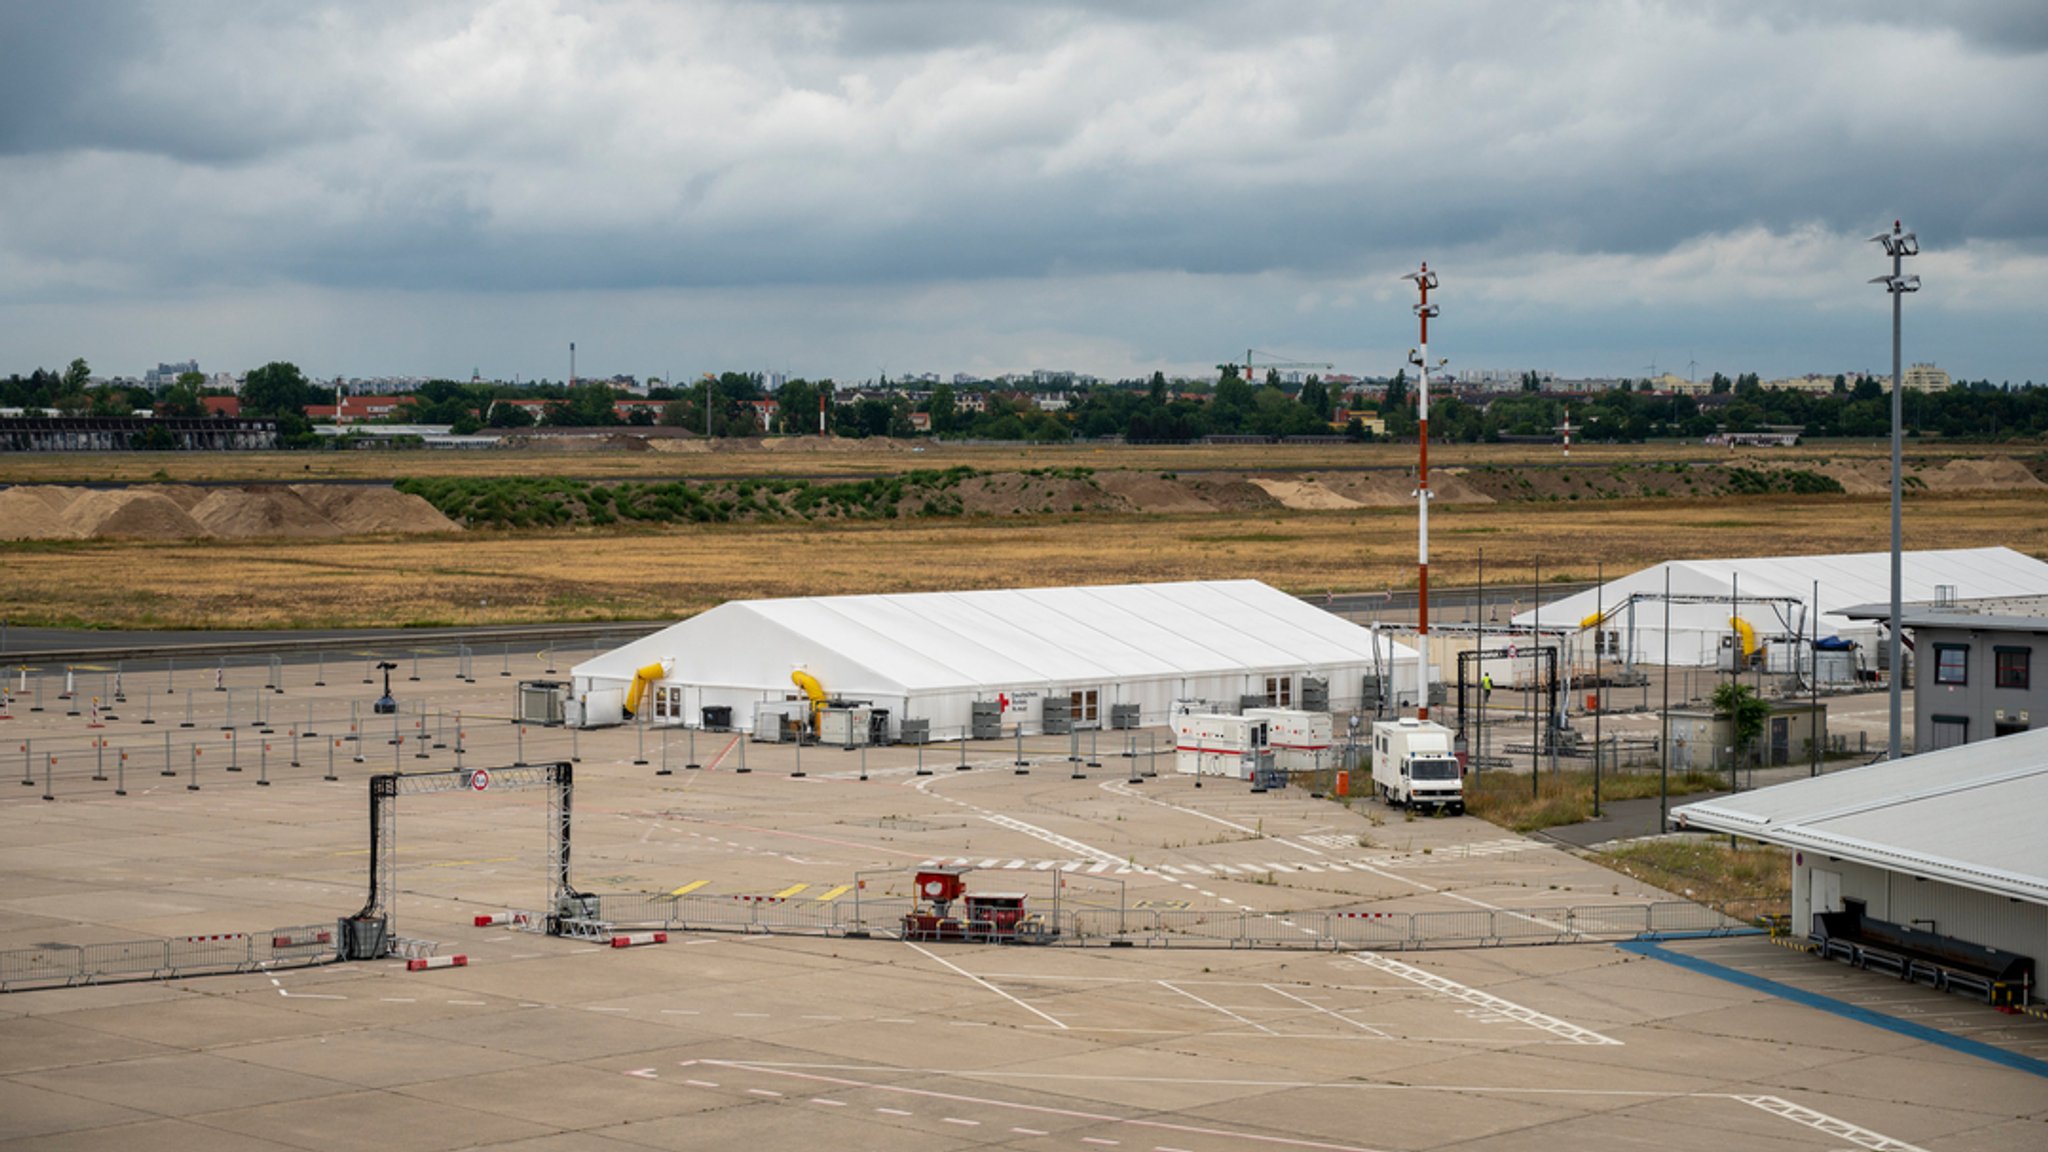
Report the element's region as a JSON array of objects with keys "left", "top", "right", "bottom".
[
  {"left": 669, "top": 880, "right": 710, "bottom": 897},
  {"left": 816, "top": 884, "right": 854, "bottom": 903},
  {"left": 772, "top": 883, "right": 810, "bottom": 899}
]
